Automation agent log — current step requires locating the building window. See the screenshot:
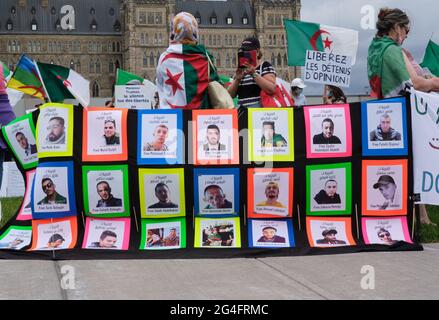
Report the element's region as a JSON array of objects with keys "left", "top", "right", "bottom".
[
  {"left": 6, "top": 19, "right": 13, "bottom": 31},
  {"left": 271, "top": 53, "right": 276, "bottom": 66},
  {"left": 48, "top": 41, "right": 53, "bottom": 52},
  {"left": 156, "top": 51, "right": 160, "bottom": 65},
  {"left": 211, "top": 17, "right": 217, "bottom": 25},
  {"left": 70, "top": 60, "right": 75, "bottom": 70},
  {"left": 113, "top": 20, "right": 121, "bottom": 32},
  {"left": 269, "top": 35, "right": 272, "bottom": 46},
  {"left": 140, "top": 33, "right": 145, "bottom": 45},
  {"left": 226, "top": 17, "right": 233, "bottom": 25},
  {"left": 273, "top": 34, "right": 277, "bottom": 46},
  {"left": 90, "top": 8, "right": 95, "bottom": 15},
  {"left": 92, "top": 81, "right": 100, "bottom": 97},
  {"left": 90, "top": 19, "right": 97, "bottom": 31},
  {"left": 283, "top": 53, "right": 288, "bottom": 66},
  {"left": 51, "top": 7, "right": 56, "bottom": 15},
  {"left": 109, "top": 8, "right": 115, "bottom": 16},
  {"left": 155, "top": 13, "right": 162, "bottom": 24},
  {"left": 139, "top": 12, "right": 146, "bottom": 24},
  {"left": 277, "top": 53, "right": 282, "bottom": 67},
  {"left": 143, "top": 53, "right": 147, "bottom": 67},
  {"left": 31, "top": 7, "right": 36, "bottom": 15},
  {"left": 11, "top": 6, "right": 16, "bottom": 14},
  {"left": 150, "top": 52, "right": 154, "bottom": 66},
  {"left": 55, "top": 19, "right": 61, "bottom": 31},
  {"left": 148, "top": 13, "right": 154, "bottom": 24},
  {"left": 31, "top": 18, "right": 38, "bottom": 31},
  {"left": 109, "top": 60, "right": 114, "bottom": 73},
  {"left": 36, "top": 41, "right": 41, "bottom": 52},
  {"left": 242, "top": 17, "right": 248, "bottom": 25},
  {"left": 76, "top": 60, "right": 81, "bottom": 73},
  {"left": 89, "top": 59, "right": 94, "bottom": 73},
  {"left": 95, "top": 59, "right": 101, "bottom": 74},
  {"left": 226, "top": 53, "right": 230, "bottom": 68}
]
